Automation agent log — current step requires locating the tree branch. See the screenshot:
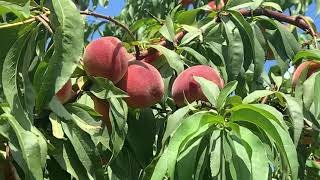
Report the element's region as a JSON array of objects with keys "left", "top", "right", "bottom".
[
  {"left": 80, "top": 10, "right": 140, "bottom": 58},
  {"left": 135, "top": 8, "right": 317, "bottom": 60},
  {"left": 239, "top": 9, "right": 316, "bottom": 36}
]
